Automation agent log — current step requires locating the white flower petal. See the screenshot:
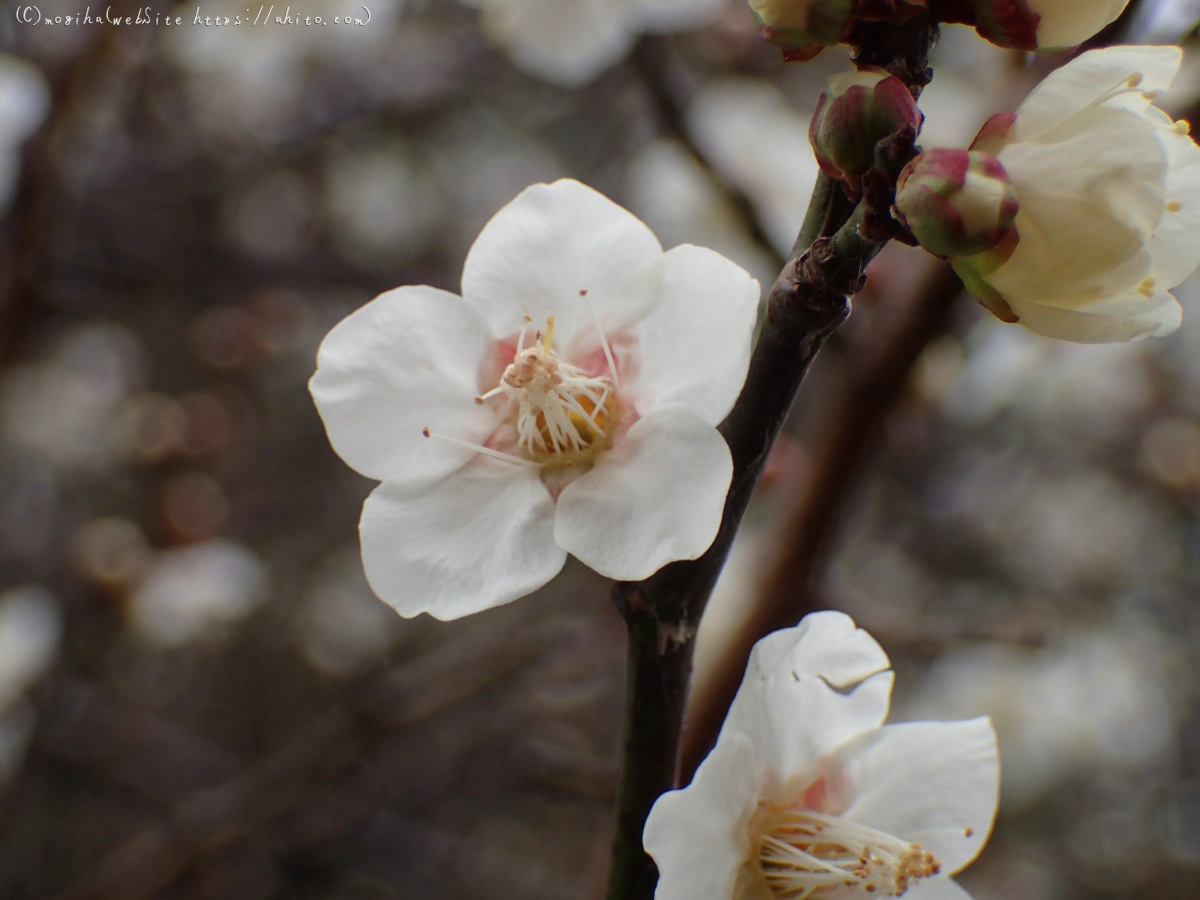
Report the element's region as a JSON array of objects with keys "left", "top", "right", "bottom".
[
  {"left": 0, "top": 55, "right": 50, "bottom": 149},
  {"left": 644, "top": 732, "right": 762, "bottom": 900},
  {"left": 360, "top": 461, "right": 565, "bottom": 619},
  {"left": 1007, "top": 290, "right": 1182, "bottom": 343},
  {"left": 738, "top": 612, "right": 892, "bottom": 693},
  {"left": 1151, "top": 125, "right": 1200, "bottom": 289},
  {"left": 1029, "top": 0, "right": 1131, "bottom": 51},
  {"left": 310, "top": 286, "right": 498, "bottom": 485},
  {"left": 724, "top": 668, "right": 895, "bottom": 786},
  {"left": 1013, "top": 106, "right": 1167, "bottom": 240},
  {"left": 480, "top": 0, "right": 636, "bottom": 87},
  {"left": 629, "top": 244, "right": 758, "bottom": 425},
  {"left": 836, "top": 719, "right": 1000, "bottom": 875},
  {"left": 1013, "top": 45, "right": 1181, "bottom": 142},
  {"left": 904, "top": 877, "right": 978, "bottom": 900},
  {"left": 462, "top": 179, "right": 665, "bottom": 344},
  {"left": 553, "top": 405, "right": 731, "bottom": 580},
  {"left": 636, "top": 0, "right": 726, "bottom": 32}
]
